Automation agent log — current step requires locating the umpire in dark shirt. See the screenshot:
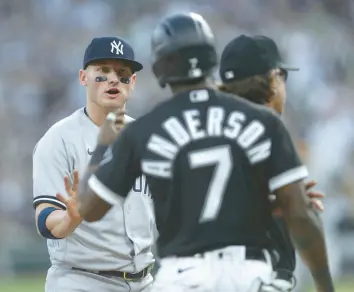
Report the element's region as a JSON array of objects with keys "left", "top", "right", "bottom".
[{"left": 218, "top": 35, "right": 325, "bottom": 286}]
